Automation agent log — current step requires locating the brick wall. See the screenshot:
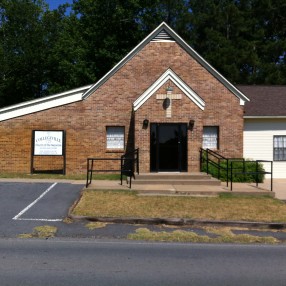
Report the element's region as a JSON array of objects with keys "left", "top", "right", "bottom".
[{"left": 0, "top": 41, "right": 244, "bottom": 174}]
